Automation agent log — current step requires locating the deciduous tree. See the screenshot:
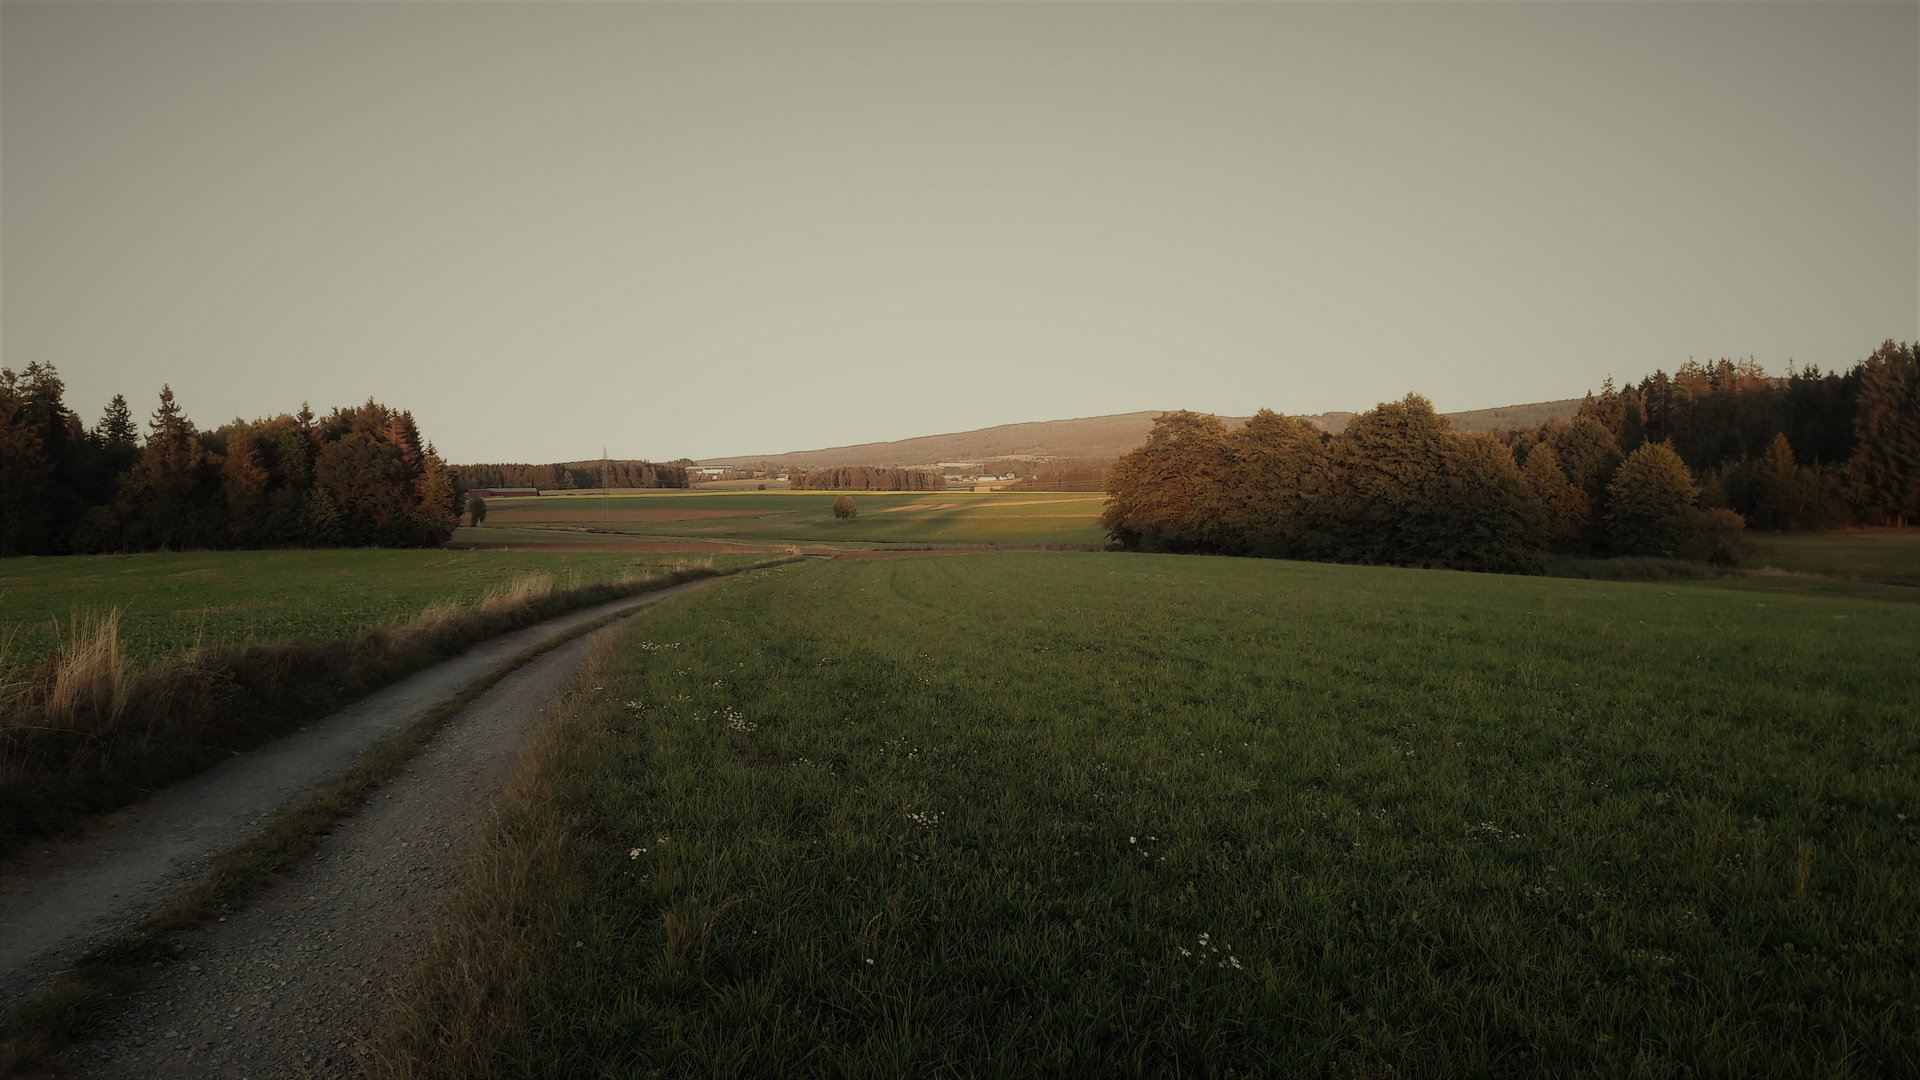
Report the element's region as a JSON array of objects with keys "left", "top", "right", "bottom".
[{"left": 1605, "top": 442, "right": 1700, "bottom": 556}]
